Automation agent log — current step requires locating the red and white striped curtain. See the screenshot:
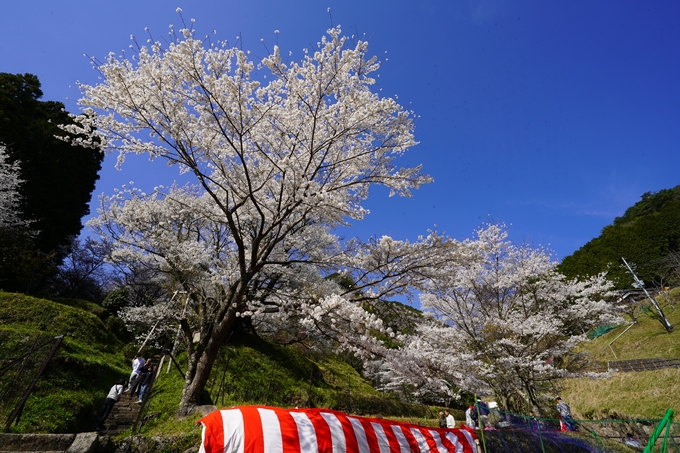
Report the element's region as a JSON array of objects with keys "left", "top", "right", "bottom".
[{"left": 198, "top": 406, "right": 477, "bottom": 453}]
